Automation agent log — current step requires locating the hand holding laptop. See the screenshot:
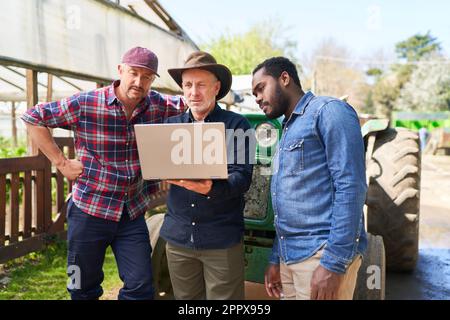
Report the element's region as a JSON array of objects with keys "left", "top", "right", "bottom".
[{"left": 166, "top": 179, "right": 213, "bottom": 195}]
